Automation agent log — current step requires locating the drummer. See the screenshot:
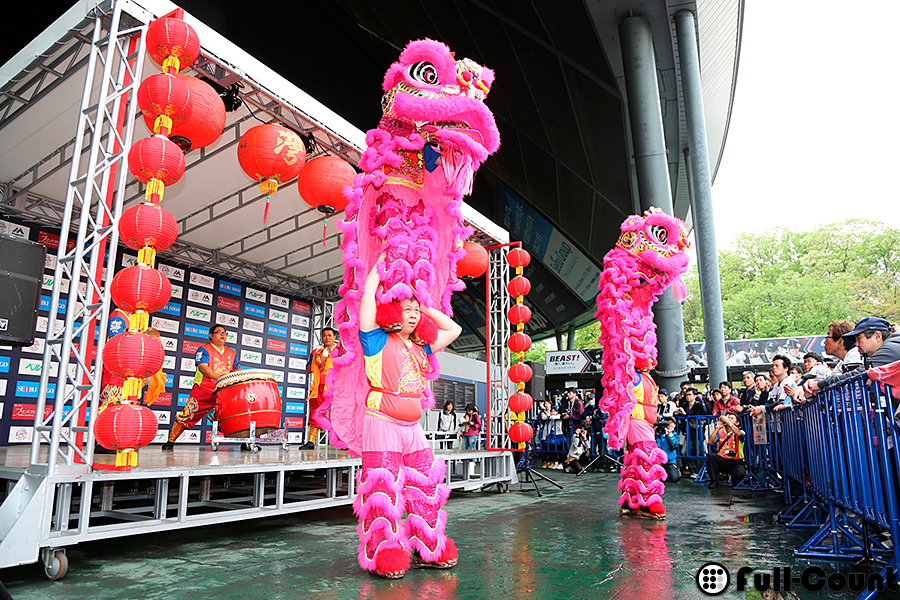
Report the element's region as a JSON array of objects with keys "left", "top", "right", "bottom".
[
  {"left": 302, "top": 327, "right": 339, "bottom": 449},
  {"left": 162, "top": 325, "right": 240, "bottom": 449}
]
